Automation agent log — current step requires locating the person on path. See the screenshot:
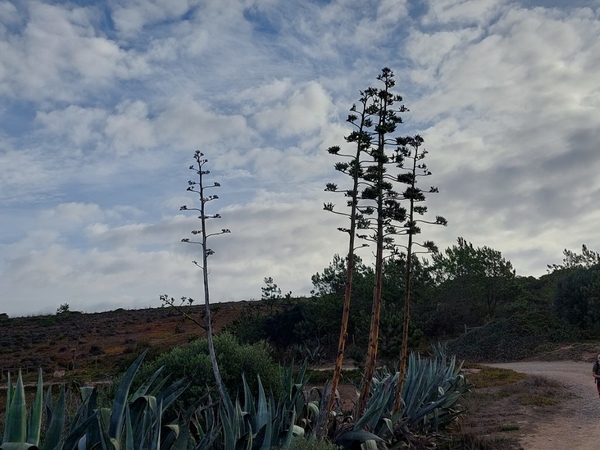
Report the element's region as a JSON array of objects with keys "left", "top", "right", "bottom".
[{"left": 593, "top": 354, "right": 600, "bottom": 398}]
